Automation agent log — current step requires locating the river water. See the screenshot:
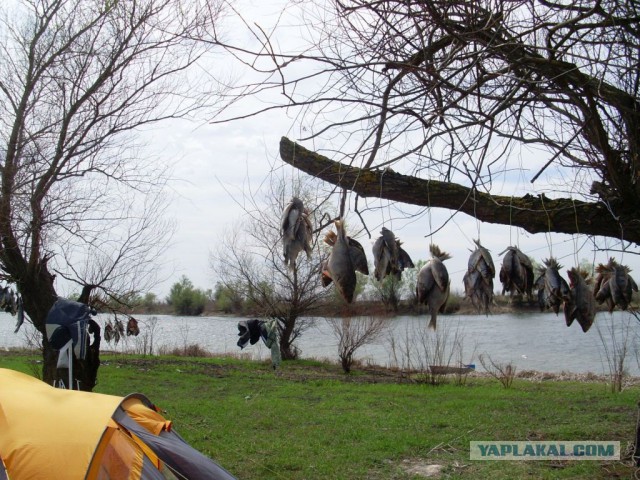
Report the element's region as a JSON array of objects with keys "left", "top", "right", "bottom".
[{"left": 1, "top": 311, "right": 639, "bottom": 376}]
